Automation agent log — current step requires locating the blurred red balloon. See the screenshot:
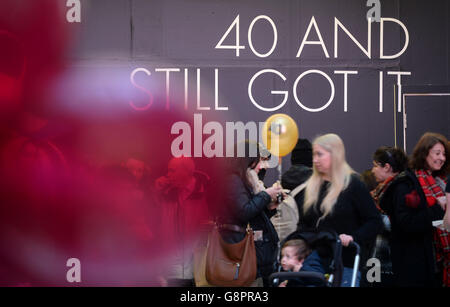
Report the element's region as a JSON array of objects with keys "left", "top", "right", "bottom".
[{"left": 0, "top": 0, "right": 227, "bottom": 286}]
